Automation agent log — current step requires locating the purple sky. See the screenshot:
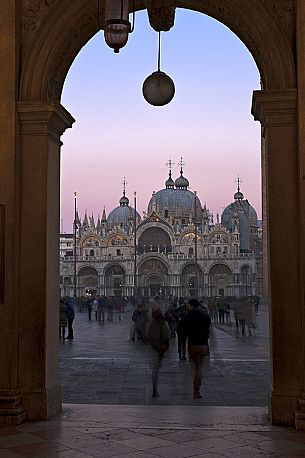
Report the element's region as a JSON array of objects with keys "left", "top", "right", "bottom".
[{"left": 60, "top": 9, "right": 261, "bottom": 233}]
